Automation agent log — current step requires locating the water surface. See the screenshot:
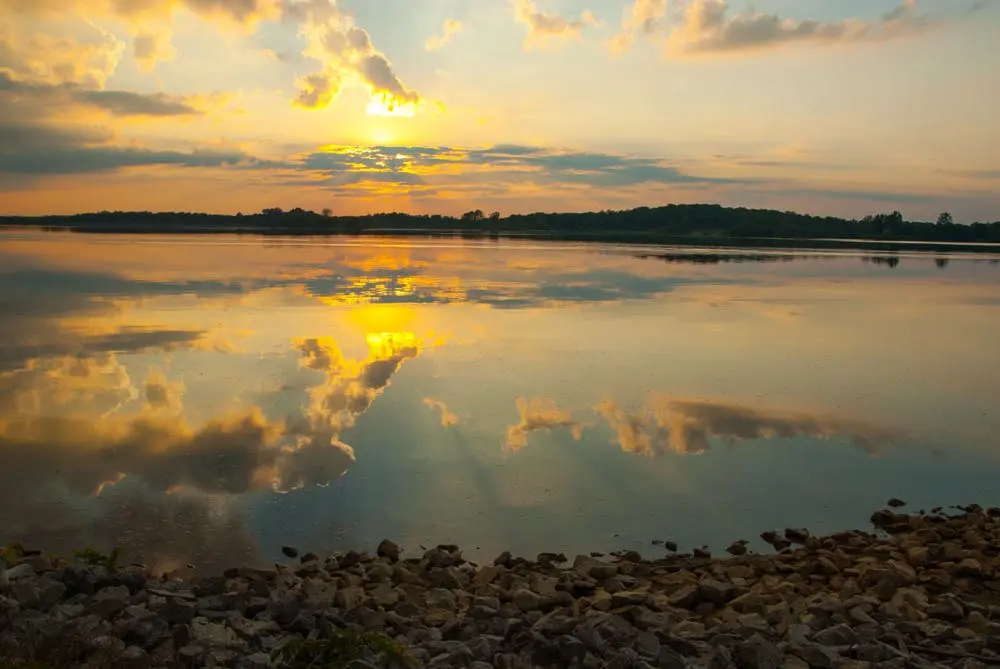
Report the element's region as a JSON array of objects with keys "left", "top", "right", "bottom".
[{"left": 2, "top": 231, "right": 999, "bottom": 571}]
